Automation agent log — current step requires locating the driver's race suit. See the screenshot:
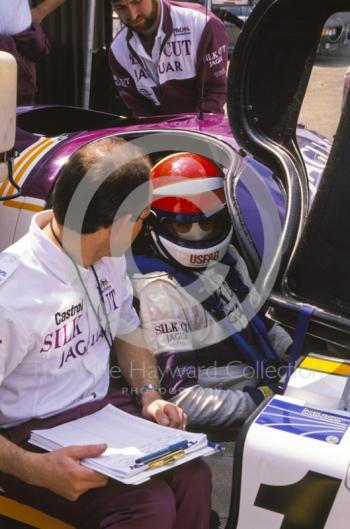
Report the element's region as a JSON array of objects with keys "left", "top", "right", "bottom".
[{"left": 131, "top": 245, "right": 292, "bottom": 426}]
